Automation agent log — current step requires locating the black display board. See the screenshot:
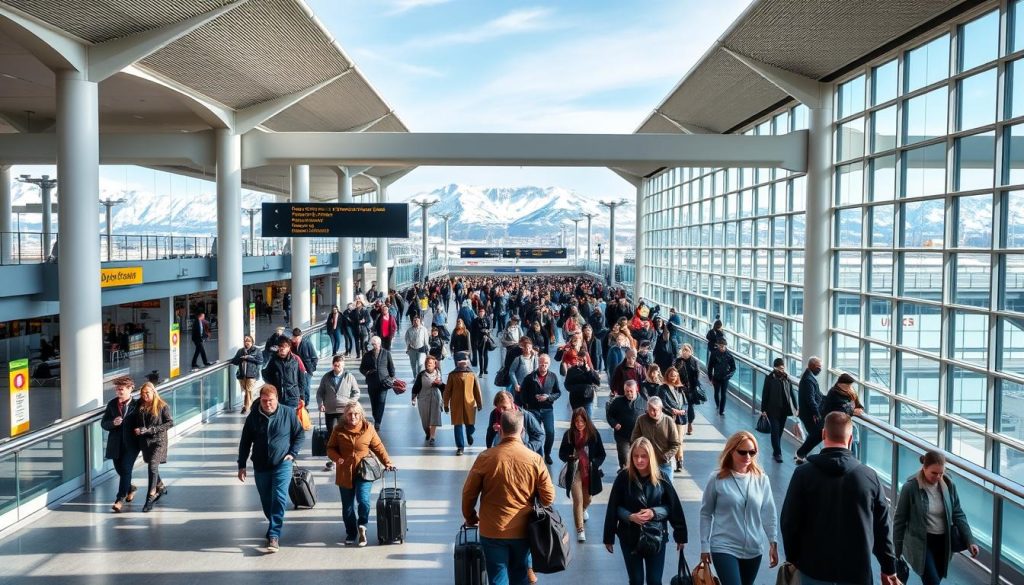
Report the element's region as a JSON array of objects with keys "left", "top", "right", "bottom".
[
  {"left": 261, "top": 202, "right": 409, "bottom": 238},
  {"left": 502, "top": 248, "right": 567, "bottom": 259},
  {"left": 460, "top": 247, "right": 504, "bottom": 258}
]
